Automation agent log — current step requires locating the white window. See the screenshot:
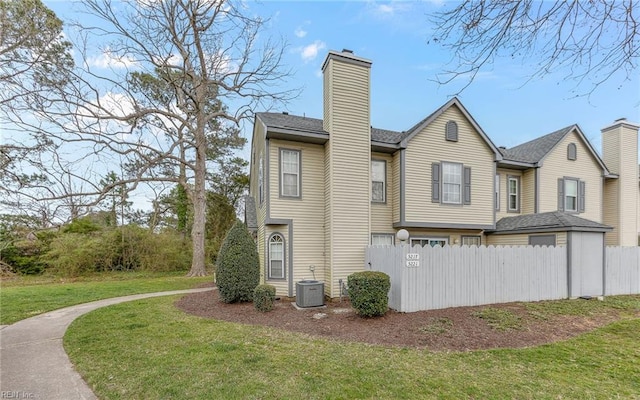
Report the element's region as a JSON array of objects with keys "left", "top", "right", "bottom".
[
  {"left": 442, "top": 162, "right": 462, "bottom": 204},
  {"left": 258, "top": 153, "right": 264, "bottom": 204},
  {"left": 371, "top": 160, "right": 386, "bottom": 202},
  {"left": 565, "top": 179, "right": 578, "bottom": 212},
  {"left": 411, "top": 237, "right": 448, "bottom": 247},
  {"left": 508, "top": 176, "right": 519, "bottom": 212},
  {"left": 268, "top": 234, "right": 285, "bottom": 279},
  {"left": 462, "top": 236, "right": 481, "bottom": 246},
  {"left": 495, "top": 174, "right": 500, "bottom": 211},
  {"left": 280, "top": 149, "right": 300, "bottom": 197},
  {"left": 371, "top": 234, "right": 394, "bottom": 245}
]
